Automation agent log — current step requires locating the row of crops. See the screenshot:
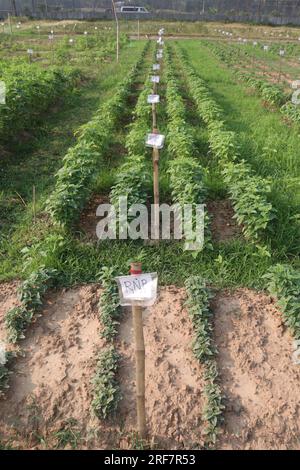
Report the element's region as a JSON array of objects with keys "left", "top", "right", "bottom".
[
  {"left": 0, "top": 62, "right": 81, "bottom": 143},
  {"left": 204, "top": 41, "right": 300, "bottom": 125}
]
